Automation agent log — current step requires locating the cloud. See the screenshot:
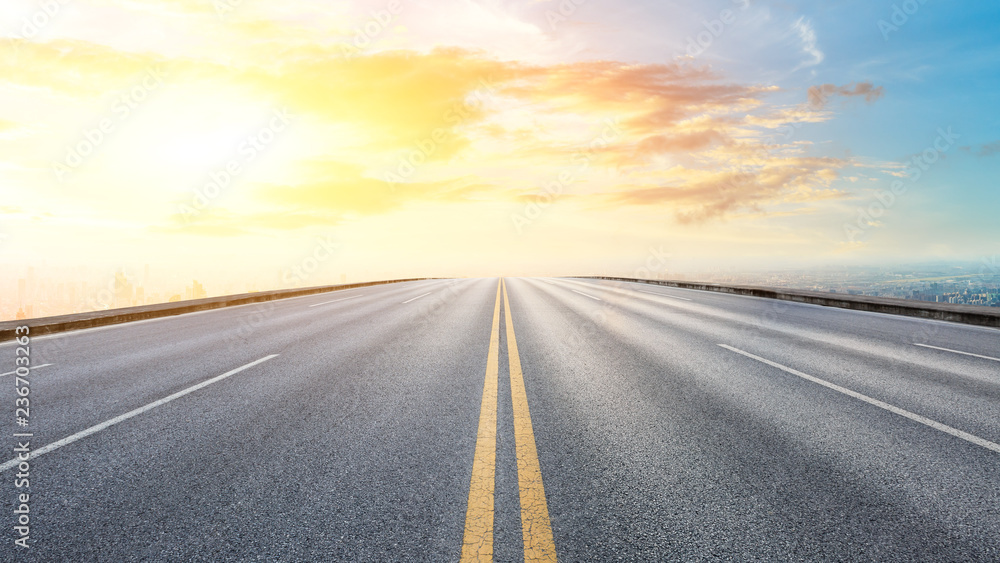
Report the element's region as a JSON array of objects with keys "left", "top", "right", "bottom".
[
  {"left": 637, "top": 130, "right": 728, "bottom": 153},
  {"left": 960, "top": 140, "right": 1000, "bottom": 157},
  {"left": 242, "top": 47, "right": 515, "bottom": 158},
  {"left": 608, "top": 156, "right": 848, "bottom": 224},
  {"left": 0, "top": 39, "right": 170, "bottom": 97},
  {"left": 253, "top": 159, "right": 495, "bottom": 219},
  {"left": 501, "top": 61, "right": 762, "bottom": 134},
  {"left": 243, "top": 53, "right": 860, "bottom": 226},
  {"left": 2, "top": 30, "right": 873, "bottom": 235},
  {"left": 792, "top": 17, "right": 824, "bottom": 70},
  {"left": 808, "top": 82, "right": 884, "bottom": 109}
]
